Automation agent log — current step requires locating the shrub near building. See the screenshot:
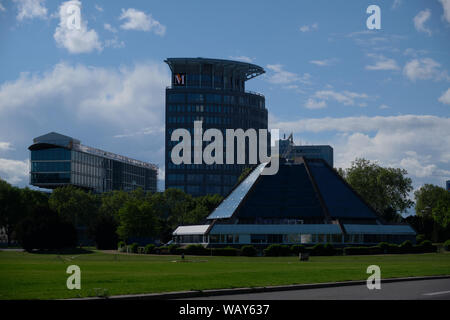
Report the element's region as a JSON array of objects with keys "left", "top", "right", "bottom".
[{"left": 241, "top": 245, "right": 257, "bottom": 257}]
